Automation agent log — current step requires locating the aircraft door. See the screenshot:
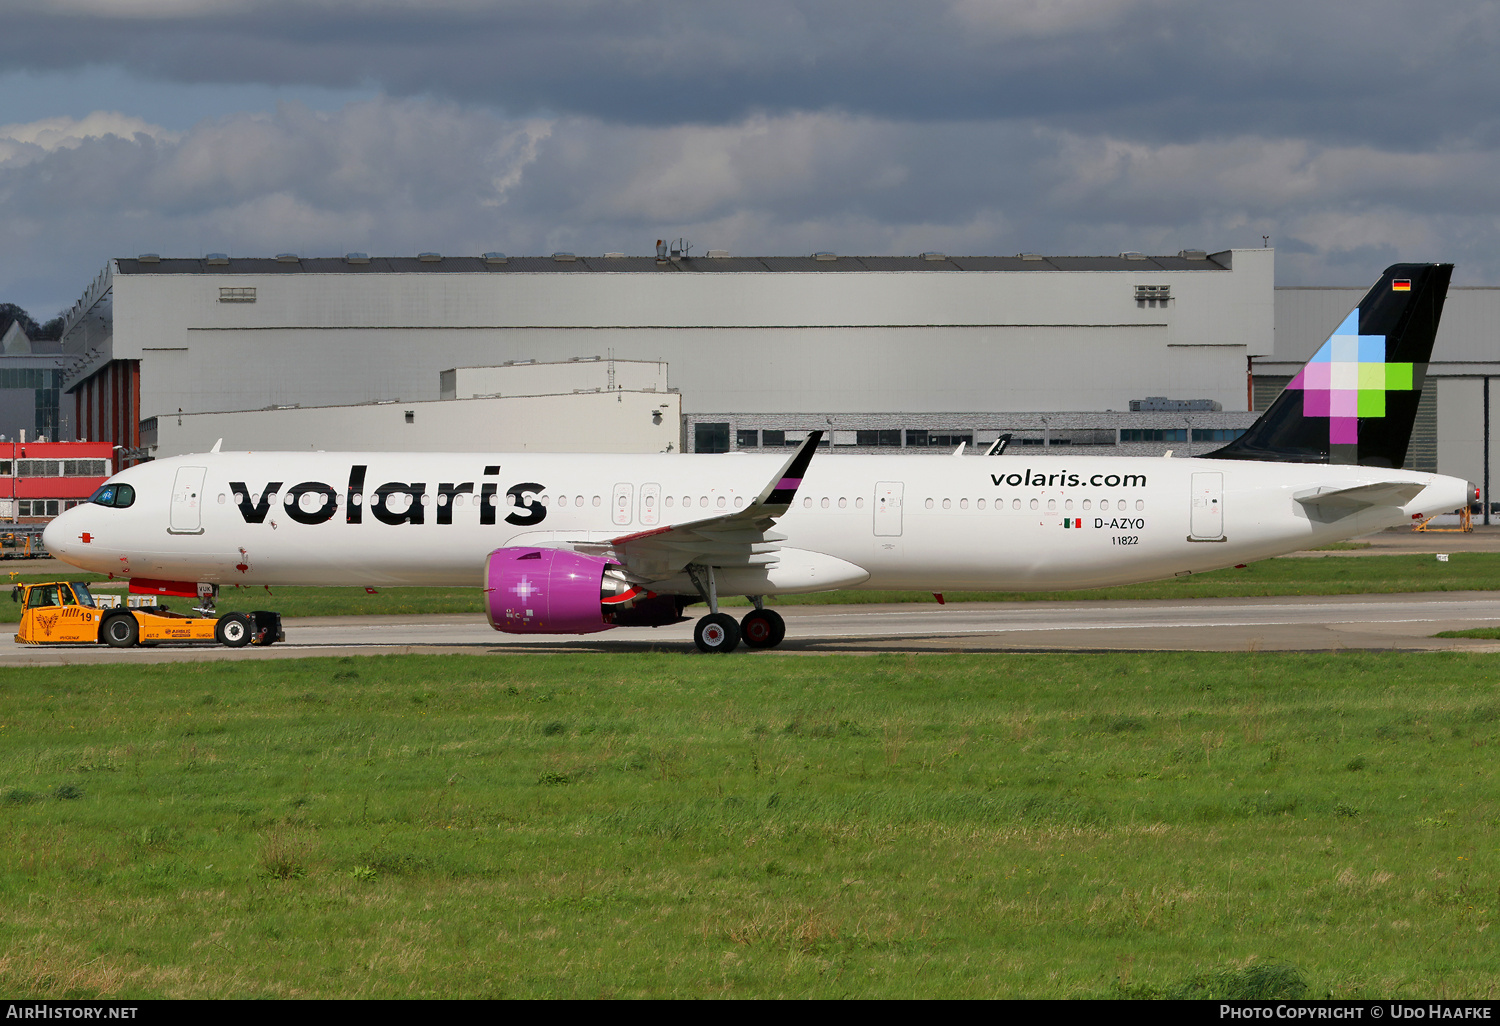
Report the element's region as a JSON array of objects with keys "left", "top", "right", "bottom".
[
  {"left": 640, "top": 483, "right": 661, "bottom": 526},
  {"left": 874, "top": 481, "right": 904, "bottom": 536},
  {"left": 612, "top": 482, "right": 634, "bottom": 527},
  {"left": 1190, "top": 472, "right": 1224, "bottom": 540},
  {"left": 169, "top": 466, "right": 208, "bottom": 535}
]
